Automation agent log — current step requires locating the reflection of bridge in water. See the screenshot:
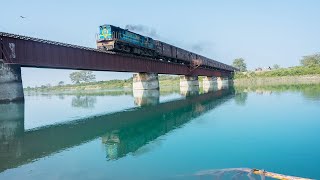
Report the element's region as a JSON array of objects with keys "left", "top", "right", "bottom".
[{"left": 0, "top": 88, "right": 234, "bottom": 172}]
